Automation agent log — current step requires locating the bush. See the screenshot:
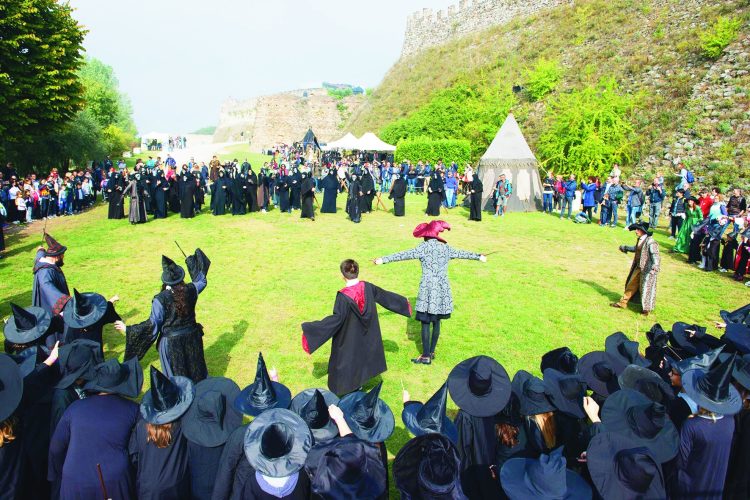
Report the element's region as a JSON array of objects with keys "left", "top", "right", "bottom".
[
  {"left": 536, "top": 77, "right": 638, "bottom": 179},
  {"left": 524, "top": 58, "right": 563, "bottom": 101},
  {"left": 327, "top": 88, "right": 353, "bottom": 99},
  {"left": 102, "top": 124, "right": 134, "bottom": 157},
  {"left": 699, "top": 17, "right": 742, "bottom": 59},
  {"left": 395, "top": 138, "right": 471, "bottom": 167}
]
